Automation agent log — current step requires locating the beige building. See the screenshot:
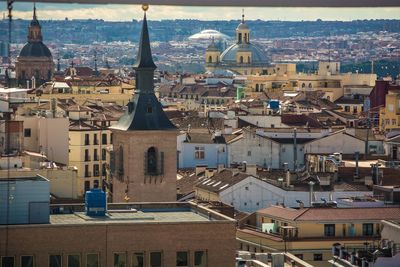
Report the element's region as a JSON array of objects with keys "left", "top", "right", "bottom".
[
  {"left": 19, "top": 115, "right": 69, "bottom": 165},
  {"left": 69, "top": 121, "right": 112, "bottom": 196},
  {"left": 379, "top": 89, "right": 400, "bottom": 131},
  {"left": 245, "top": 61, "right": 376, "bottom": 103},
  {"left": 0, "top": 202, "right": 236, "bottom": 267}
]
